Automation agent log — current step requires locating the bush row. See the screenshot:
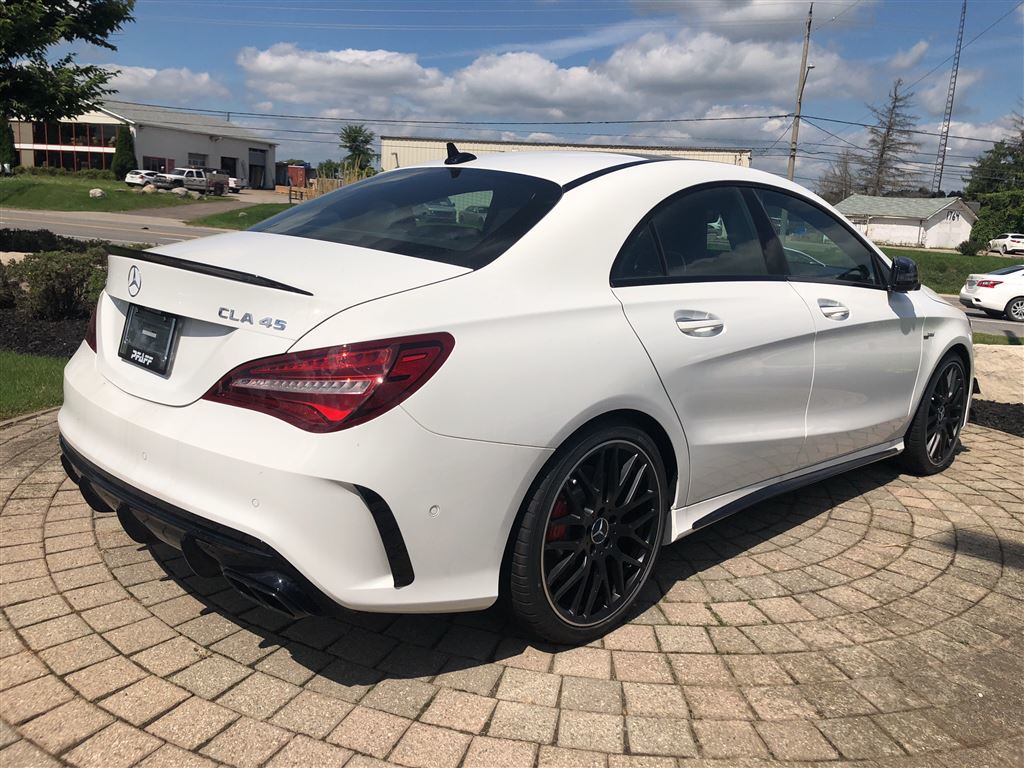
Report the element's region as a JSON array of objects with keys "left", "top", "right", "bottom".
[{"left": 11, "top": 166, "right": 116, "bottom": 180}]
